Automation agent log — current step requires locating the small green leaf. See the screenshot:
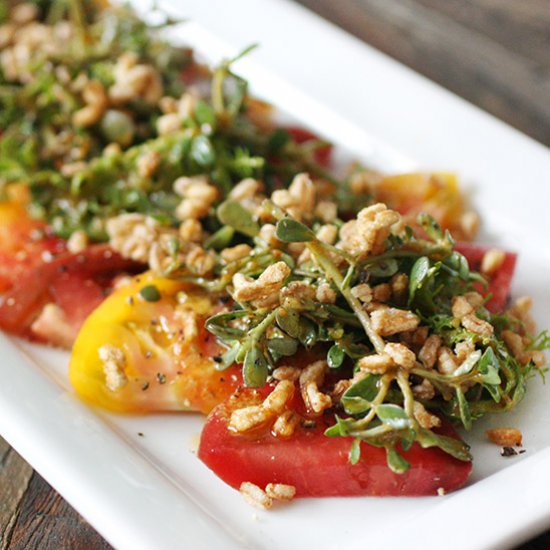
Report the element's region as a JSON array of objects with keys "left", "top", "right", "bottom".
[
  {"left": 455, "top": 387, "right": 472, "bottom": 430},
  {"left": 224, "top": 73, "right": 248, "bottom": 116},
  {"left": 205, "top": 311, "right": 247, "bottom": 340},
  {"left": 445, "top": 251, "right": 470, "bottom": 280},
  {"left": 190, "top": 135, "right": 215, "bottom": 167},
  {"left": 368, "top": 258, "right": 399, "bottom": 278},
  {"left": 267, "top": 128, "right": 290, "bottom": 152},
  {"left": 327, "top": 344, "right": 345, "bottom": 369},
  {"left": 324, "top": 423, "right": 342, "bottom": 437},
  {"left": 204, "top": 225, "right": 235, "bottom": 250},
  {"left": 216, "top": 342, "right": 240, "bottom": 371},
  {"left": 349, "top": 438, "right": 361, "bottom": 465},
  {"left": 342, "top": 374, "right": 380, "bottom": 415},
  {"left": 400, "top": 430, "right": 416, "bottom": 452},
  {"left": 341, "top": 265, "right": 355, "bottom": 290},
  {"left": 266, "top": 336, "right": 298, "bottom": 357},
  {"left": 228, "top": 43, "right": 259, "bottom": 64},
  {"left": 453, "top": 349, "right": 482, "bottom": 377},
  {"left": 298, "top": 317, "right": 318, "bottom": 347},
  {"left": 217, "top": 200, "right": 260, "bottom": 237},
  {"left": 376, "top": 404, "right": 411, "bottom": 429},
  {"left": 478, "top": 347, "right": 501, "bottom": 385},
  {"left": 194, "top": 100, "right": 217, "bottom": 126},
  {"left": 276, "top": 307, "right": 301, "bottom": 338},
  {"left": 324, "top": 416, "right": 350, "bottom": 437},
  {"left": 139, "top": 285, "right": 161, "bottom": 302},
  {"left": 485, "top": 383, "right": 502, "bottom": 403},
  {"left": 416, "top": 428, "right": 472, "bottom": 461},
  {"left": 275, "top": 218, "right": 315, "bottom": 243},
  {"left": 408, "top": 256, "right": 430, "bottom": 303},
  {"left": 385, "top": 446, "right": 410, "bottom": 474},
  {"left": 243, "top": 346, "right": 269, "bottom": 388},
  {"left": 418, "top": 213, "right": 444, "bottom": 242}
]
